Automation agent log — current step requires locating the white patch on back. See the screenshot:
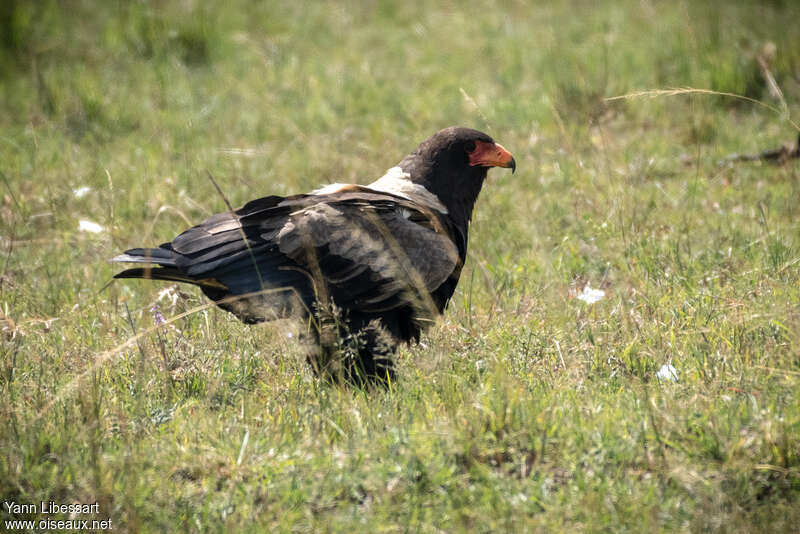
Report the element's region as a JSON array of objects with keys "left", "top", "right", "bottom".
[
  {"left": 367, "top": 167, "right": 448, "bottom": 214},
  {"left": 309, "top": 167, "right": 448, "bottom": 214},
  {"left": 310, "top": 183, "right": 351, "bottom": 195}
]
